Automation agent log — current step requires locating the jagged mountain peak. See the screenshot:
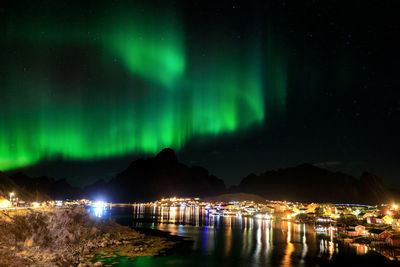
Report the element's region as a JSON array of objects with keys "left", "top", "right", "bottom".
[
  {"left": 234, "top": 164, "right": 391, "bottom": 204},
  {"left": 86, "top": 148, "right": 226, "bottom": 202},
  {"left": 155, "top": 148, "right": 178, "bottom": 163}
]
